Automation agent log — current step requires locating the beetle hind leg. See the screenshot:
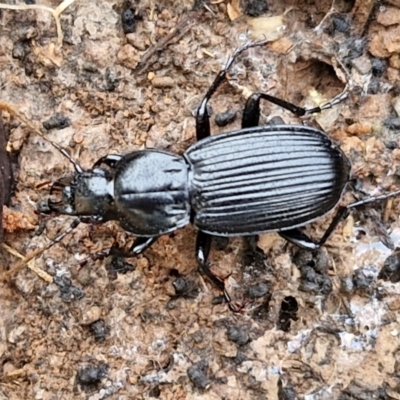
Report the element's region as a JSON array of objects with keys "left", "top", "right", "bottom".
[
  {"left": 279, "top": 229, "right": 320, "bottom": 250},
  {"left": 280, "top": 206, "right": 350, "bottom": 249},
  {"left": 242, "top": 91, "right": 348, "bottom": 128}
]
